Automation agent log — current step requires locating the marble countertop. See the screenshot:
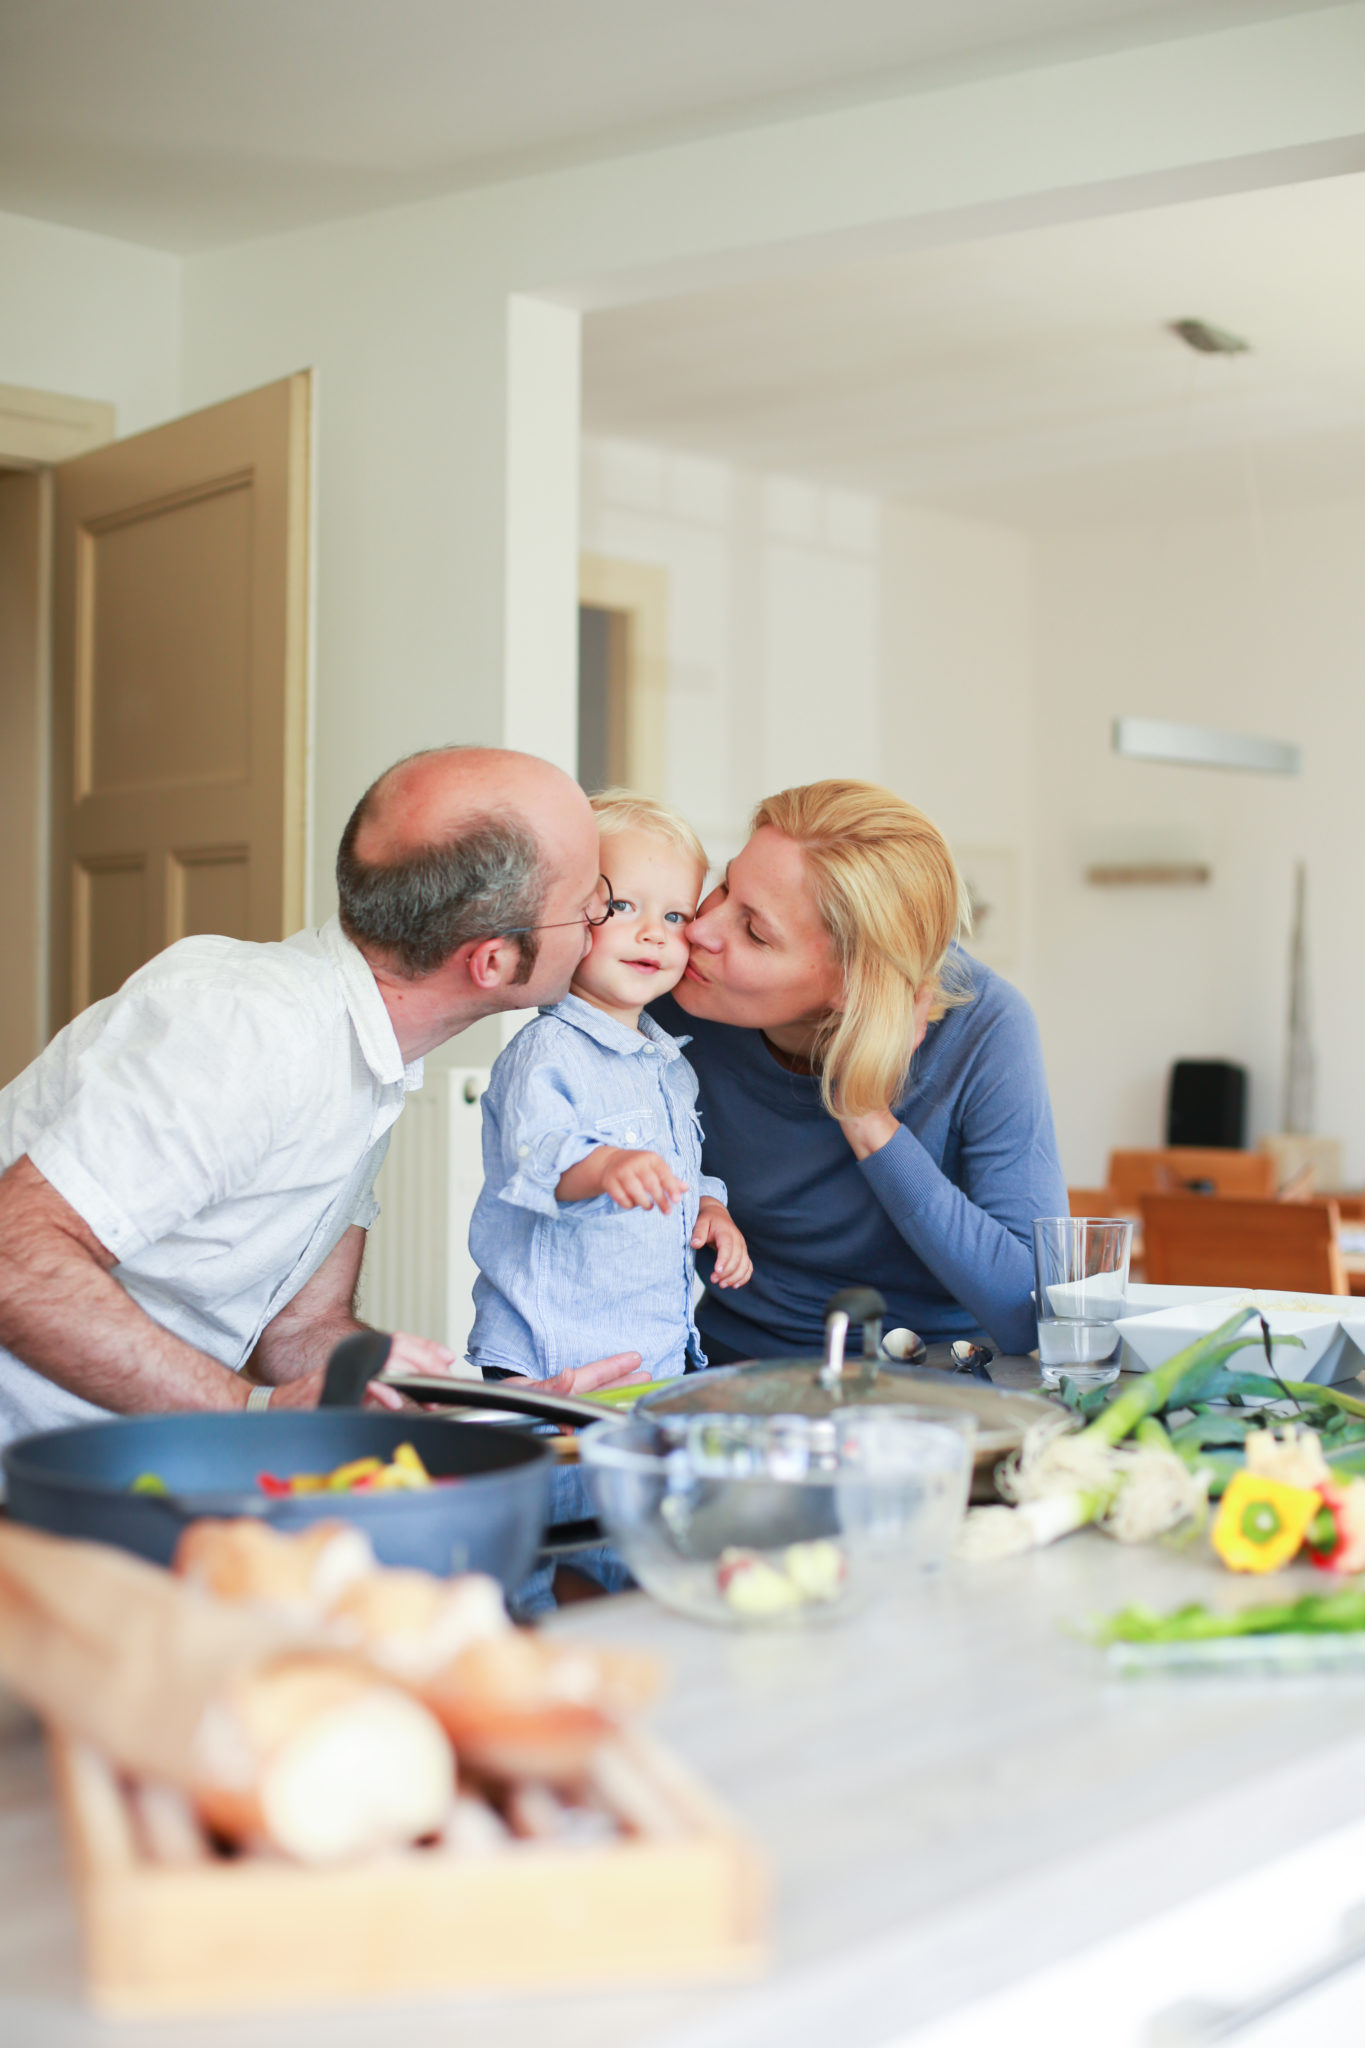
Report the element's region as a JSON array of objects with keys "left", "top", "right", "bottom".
[{"left": 7, "top": 1490, "right": 1365, "bottom": 2048}]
